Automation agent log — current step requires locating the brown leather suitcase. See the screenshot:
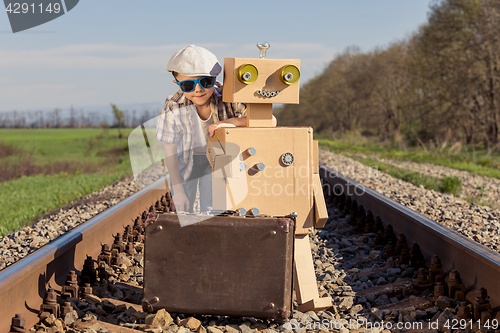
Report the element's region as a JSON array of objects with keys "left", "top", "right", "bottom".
[{"left": 143, "top": 213, "right": 294, "bottom": 319}]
